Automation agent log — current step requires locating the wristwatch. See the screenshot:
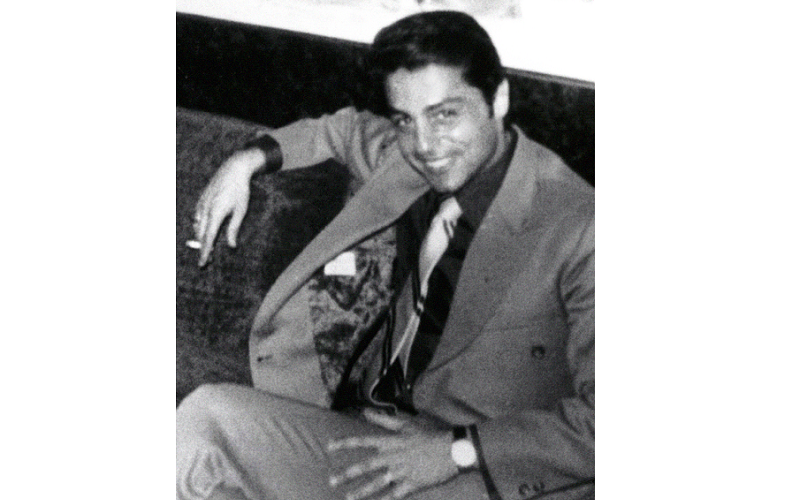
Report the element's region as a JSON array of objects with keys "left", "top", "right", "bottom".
[{"left": 451, "top": 426, "right": 478, "bottom": 471}]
